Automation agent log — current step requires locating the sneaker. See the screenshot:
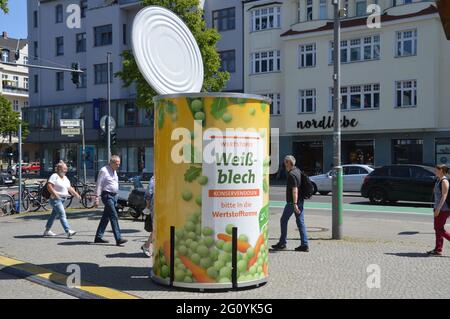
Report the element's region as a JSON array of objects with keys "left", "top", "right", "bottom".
[
  {"left": 94, "top": 237, "right": 109, "bottom": 244},
  {"left": 271, "top": 243, "right": 286, "bottom": 250},
  {"left": 116, "top": 239, "right": 128, "bottom": 246},
  {"left": 66, "top": 230, "right": 77, "bottom": 238},
  {"left": 427, "top": 249, "right": 442, "bottom": 256},
  {"left": 43, "top": 230, "right": 56, "bottom": 237},
  {"left": 294, "top": 245, "right": 310, "bottom": 252},
  {"left": 141, "top": 245, "right": 151, "bottom": 257}
]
